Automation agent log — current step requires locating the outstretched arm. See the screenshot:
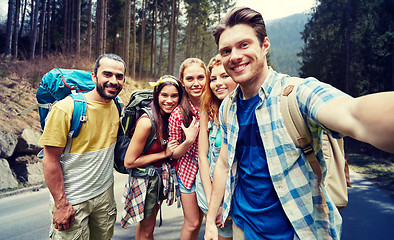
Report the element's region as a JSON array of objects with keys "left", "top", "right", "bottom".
[
  {"left": 318, "top": 92, "right": 394, "bottom": 153},
  {"left": 42, "top": 146, "right": 75, "bottom": 231}
]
